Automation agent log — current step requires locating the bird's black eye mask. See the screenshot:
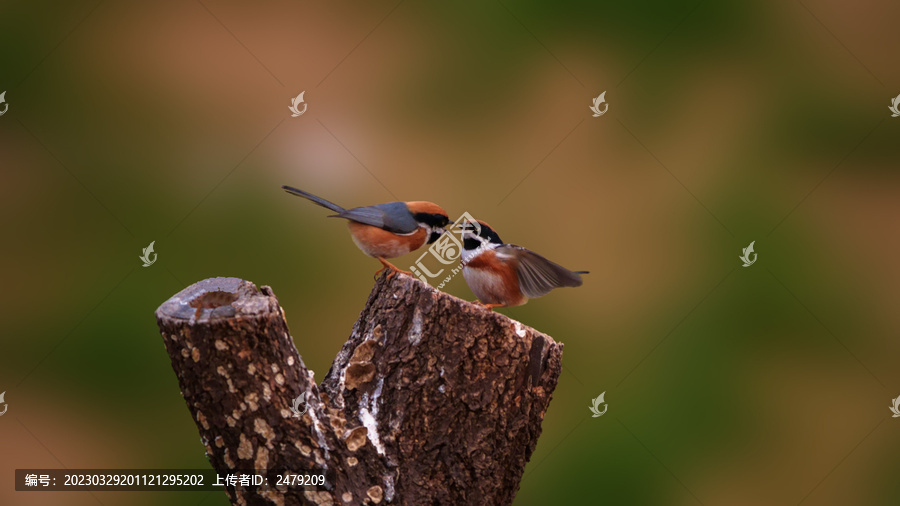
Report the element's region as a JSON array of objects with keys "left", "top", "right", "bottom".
[
  {"left": 481, "top": 228, "right": 502, "bottom": 244},
  {"left": 460, "top": 221, "right": 502, "bottom": 247},
  {"left": 414, "top": 212, "right": 450, "bottom": 228},
  {"left": 463, "top": 236, "right": 482, "bottom": 250}
]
